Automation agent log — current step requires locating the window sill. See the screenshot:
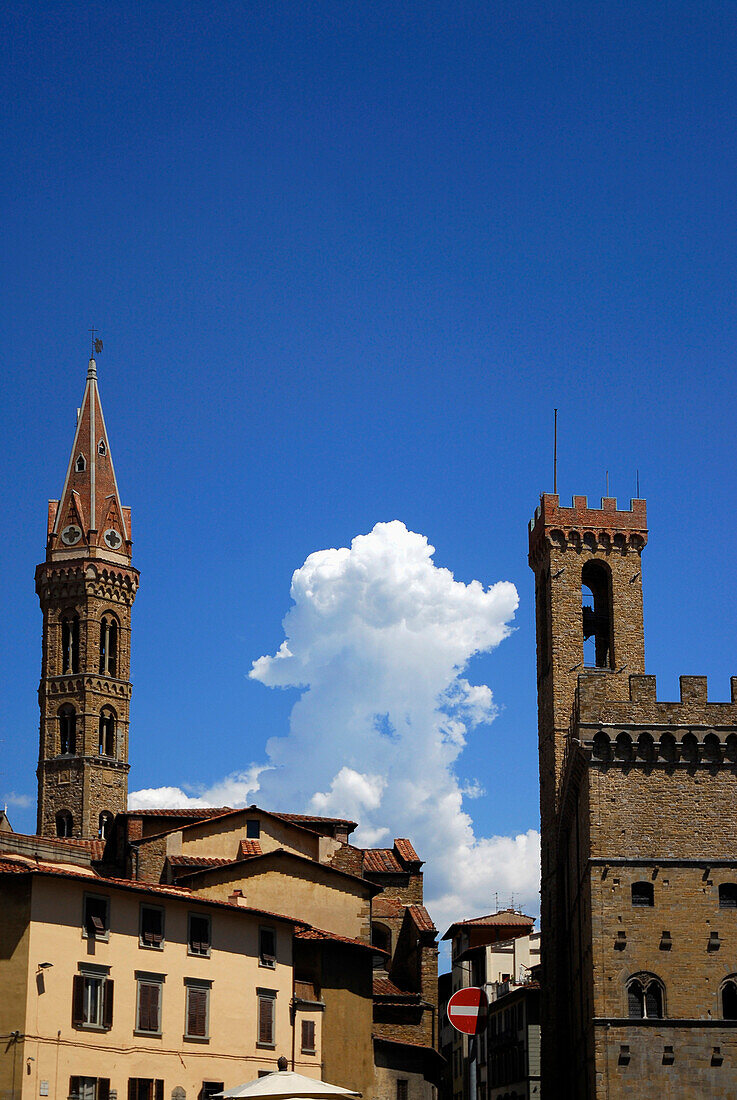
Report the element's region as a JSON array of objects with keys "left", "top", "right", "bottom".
[
  {"left": 183, "top": 1035, "right": 210, "bottom": 1044},
  {"left": 301, "top": 1050, "right": 316, "bottom": 1057},
  {"left": 139, "top": 943, "right": 165, "bottom": 951},
  {"left": 256, "top": 1043, "right": 276, "bottom": 1050},
  {"left": 258, "top": 961, "right": 276, "bottom": 970},
  {"left": 82, "top": 934, "right": 110, "bottom": 943},
  {"left": 74, "top": 1023, "right": 109, "bottom": 1032},
  {"left": 134, "top": 1030, "right": 162, "bottom": 1038},
  {"left": 187, "top": 950, "right": 212, "bottom": 959}
]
